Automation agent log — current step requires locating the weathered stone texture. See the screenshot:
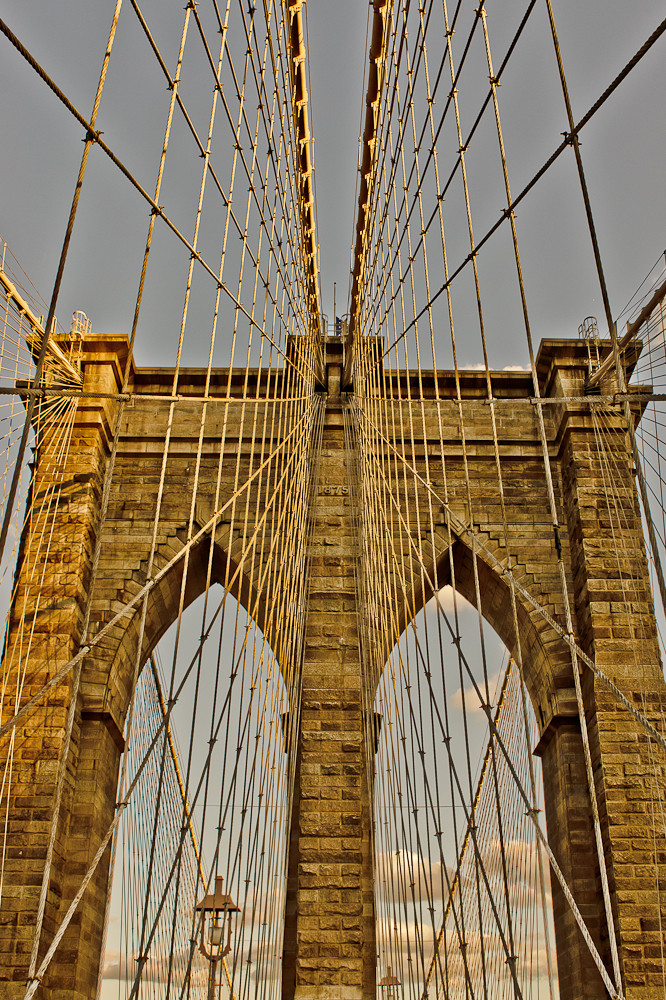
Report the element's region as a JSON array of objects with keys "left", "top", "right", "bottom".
[
  {"left": 1, "top": 335, "right": 665, "bottom": 999},
  {"left": 283, "top": 343, "right": 375, "bottom": 999},
  {"left": 0, "top": 343, "right": 125, "bottom": 1000}
]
